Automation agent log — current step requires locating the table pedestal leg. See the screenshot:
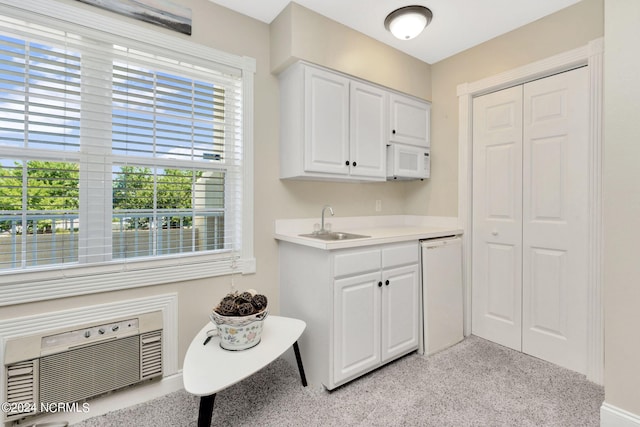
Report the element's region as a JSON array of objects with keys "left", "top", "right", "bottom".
[
  {"left": 293, "top": 341, "right": 307, "bottom": 387},
  {"left": 198, "top": 393, "right": 216, "bottom": 427}
]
